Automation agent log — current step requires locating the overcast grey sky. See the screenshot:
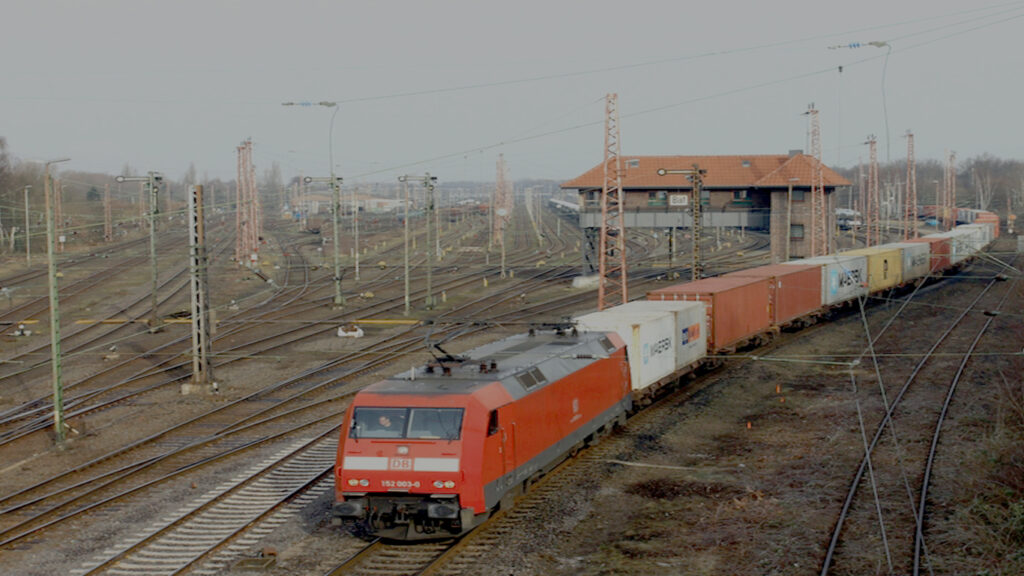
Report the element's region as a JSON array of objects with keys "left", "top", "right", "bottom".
[{"left": 2, "top": 0, "right": 1022, "bottom": 184}]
